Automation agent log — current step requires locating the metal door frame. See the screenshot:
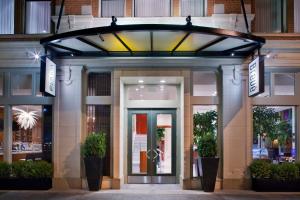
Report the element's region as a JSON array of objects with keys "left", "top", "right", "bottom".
[{"left": 127, "top": 109, "right": 176, "bottom": 184}]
